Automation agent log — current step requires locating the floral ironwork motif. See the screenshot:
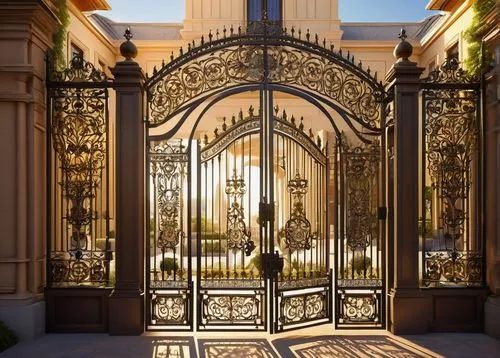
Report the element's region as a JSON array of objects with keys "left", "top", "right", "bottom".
[
  {"left": 285, "top": 172, "right": 313, "bottom": 251},
  {"left": 339, "top": 293, "right": 379, "bottom": 324},
  {"left": 49, "top": 61, "right": 110, "bottom": 286},
  {"left": 50, "top": 251, "right": 108, "bottom": 285},
  {"left": 147, "top": 31, "right": 384, "bottom": 130},
  {"left": 151, "top": 141, "right": 188, "bottom": 251},
  {"left": 426, "top": 57, "right": 477, "bottom": 84},
  {"left": 225, "top": 171, "right": 254, "bottom": 254},
  {"left": 423, "top": 251, "right": 482, "bottom": 287},
  {"left": 48, "top": 53, "right": 108, "bottom": 83},
  {"left": 422, "top": 63, "right": 480, "bottom": 286},
  {"left": 343, "top": 139, "right": 379, "bottom": 250},
  {"left": 202, "top": 295, "right": 261, "bottom": 323},
  {"left": 151, "top": 293, "right": 188, "bottom": 324},
  {"left": 279, "top": 292, "right": 327, "bottom": 325}
]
